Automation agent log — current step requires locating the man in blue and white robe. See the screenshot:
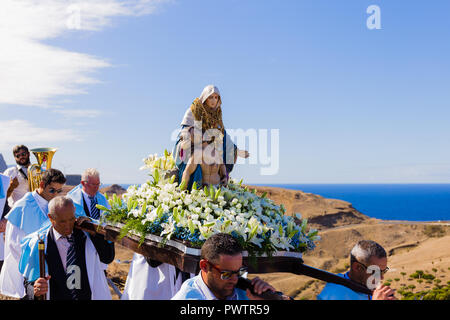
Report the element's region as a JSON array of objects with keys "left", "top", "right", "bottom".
[
  {"left": 66, "top": 168, "right": 110, "bottom": 221},
  {"left": 0, "top": 169, "right": 66, "bottom": 298}
]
